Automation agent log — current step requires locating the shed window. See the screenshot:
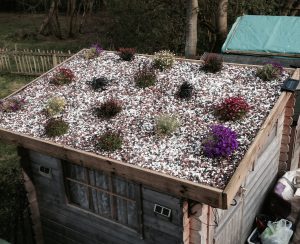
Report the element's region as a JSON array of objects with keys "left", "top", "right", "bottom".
[{"left": 63, "top": 162, "right": 141, "bottom": 231}]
